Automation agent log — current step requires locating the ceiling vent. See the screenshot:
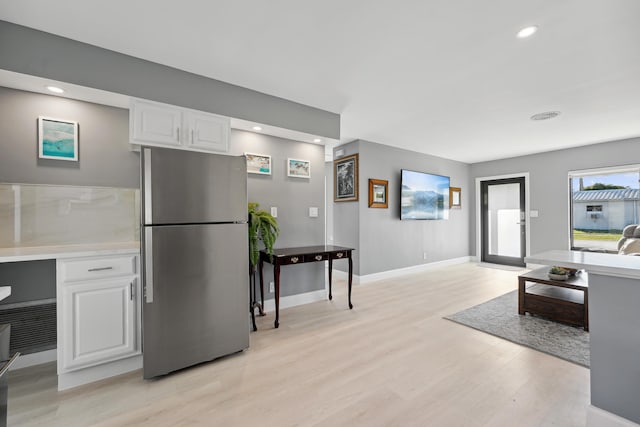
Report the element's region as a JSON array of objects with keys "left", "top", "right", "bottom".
[{"left": 530, "top": 111, "right": 561, "bottom": 121}]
